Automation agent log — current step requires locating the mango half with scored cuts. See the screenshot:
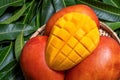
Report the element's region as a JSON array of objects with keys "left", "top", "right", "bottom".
[{"left": 45, "top": 5, "right": 100, "bottom": 71}]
